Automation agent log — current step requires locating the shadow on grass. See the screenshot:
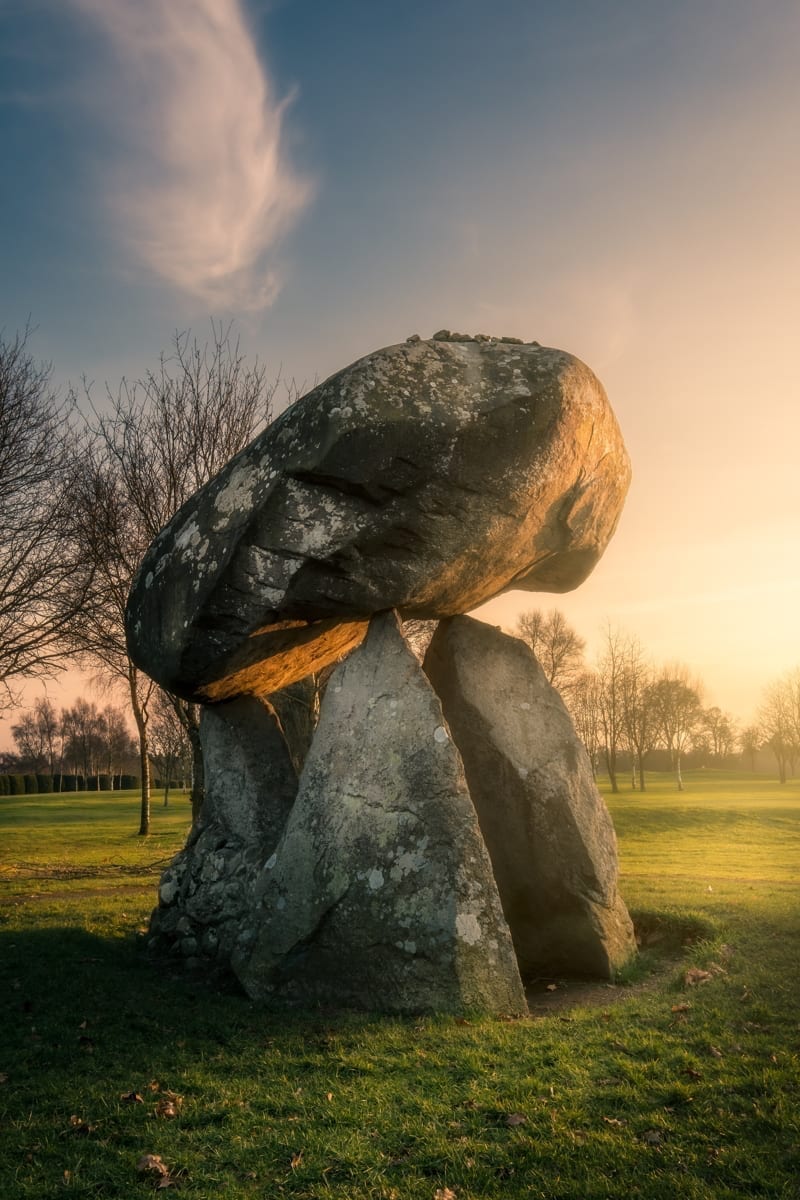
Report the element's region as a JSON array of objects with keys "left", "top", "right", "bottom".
[{"left": 0, "top": 923, "right": 417, "bottom": 1097}]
